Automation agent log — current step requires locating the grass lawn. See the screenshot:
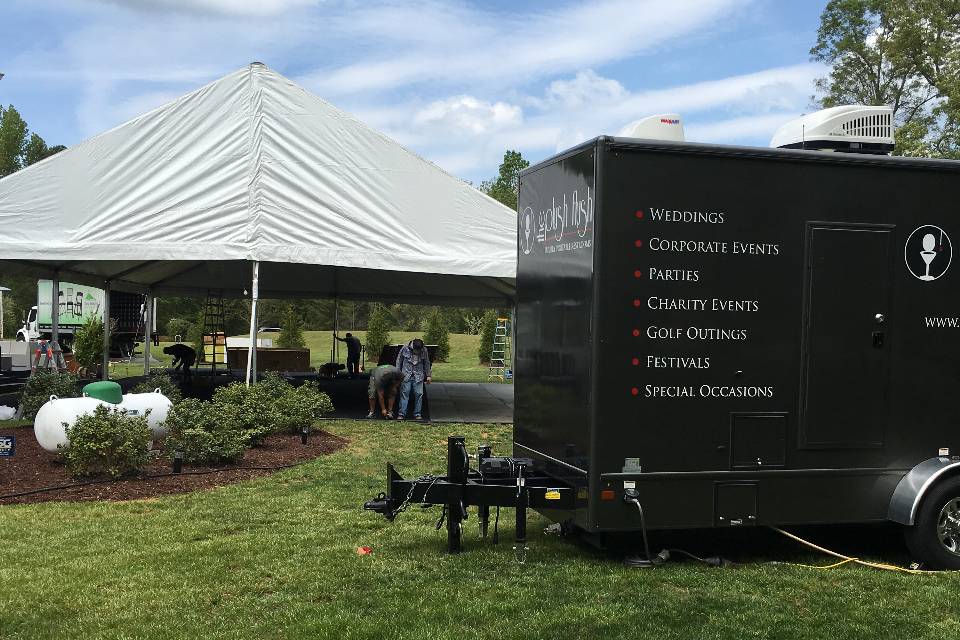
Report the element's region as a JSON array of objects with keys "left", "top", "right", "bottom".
[
  {"left": 3, "top": 420, "right": 960, "bottom": 639},
  {"left": 109, "top": 332, "right": 501, "bottom": 383}
]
